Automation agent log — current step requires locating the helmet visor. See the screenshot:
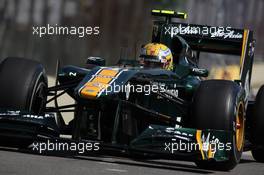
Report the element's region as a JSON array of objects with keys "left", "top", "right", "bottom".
[{"left": 140, "top": 55, "right": 165, "bottom": 68}]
